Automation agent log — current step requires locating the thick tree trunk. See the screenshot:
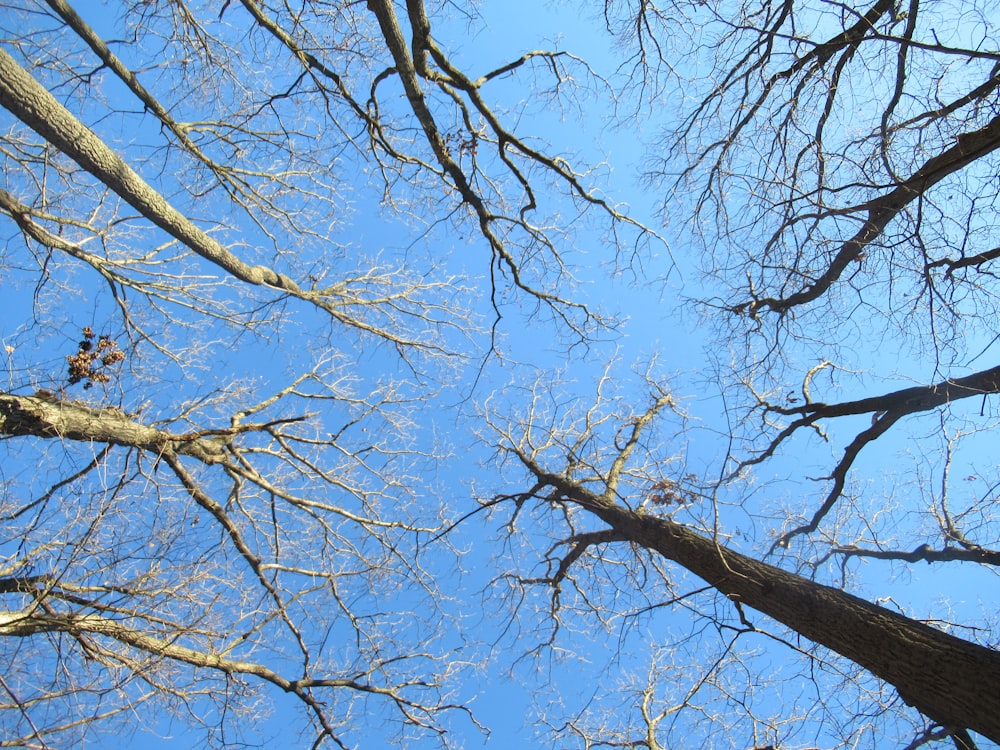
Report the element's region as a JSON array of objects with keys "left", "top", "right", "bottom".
[
  {"left": 594, "top": 503, "right": 1000, "bottom": 741},
  {"left": 0, "top": 393, "right": 227, "bottom": 464}
]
